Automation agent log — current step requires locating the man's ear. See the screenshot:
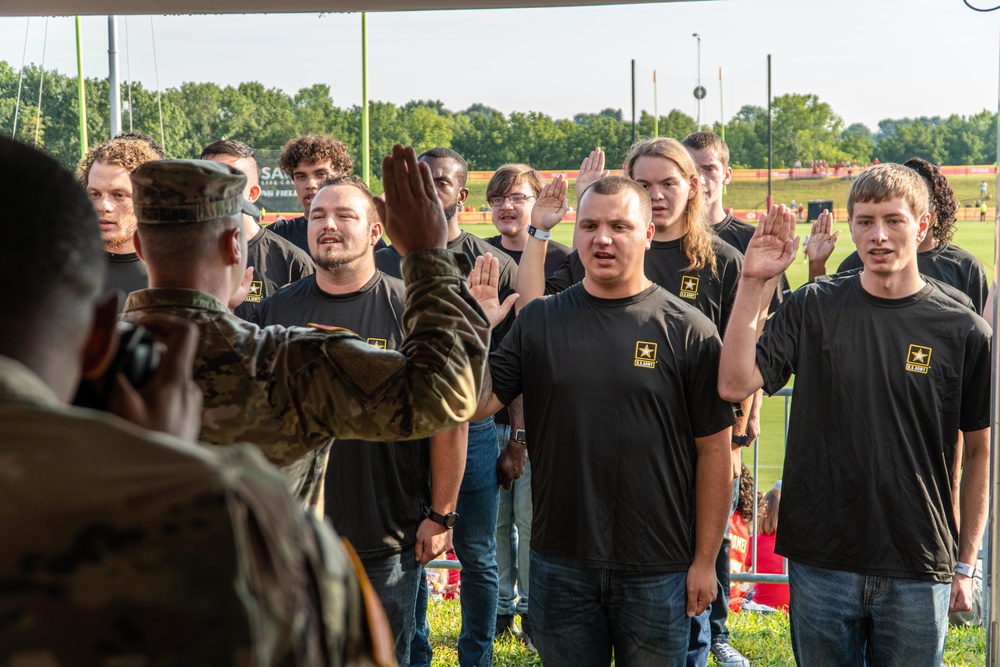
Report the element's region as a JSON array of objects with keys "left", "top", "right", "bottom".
[
  {"left": 133, "top": 229, "right": 144, "bottom": 261},
  {"left": 458, "top": 187, "right": 470, "bottom": 207},
  {"left": 723, "top": 166, "right": 733, "bottom": 186},
  {"left": 370, "top": 220, "right": 384, "bottom": 247},
  {"left": 222, "top": 226, "right": 243, "bottom": 266},
  {"left": 916, "top": 212, "right": 932, "bottom": 243},
  {"left": 249, "top": 184, "right": 261, "bottom": 203},
  {"left": 82, "top": 292, "right": 121, "bottom": 379}
]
